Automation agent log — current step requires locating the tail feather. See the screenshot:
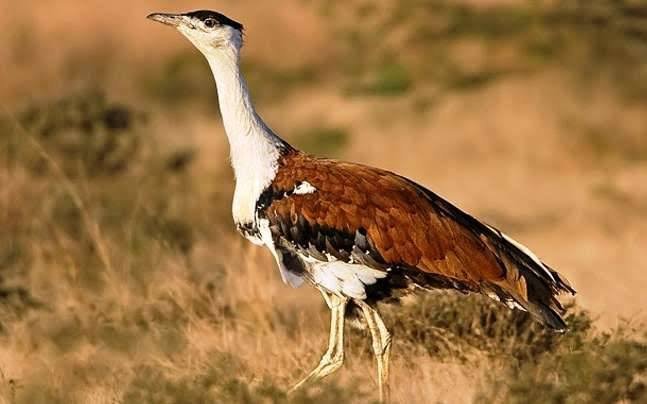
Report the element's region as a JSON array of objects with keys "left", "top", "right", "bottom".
[
  {"left": 396, "top": 177, "right": 576, "bottom": 330},
  {"left": 528, "top": 301, "right": 567, "bottom": 331},
  {"left": 483, "top": 226, "right": 576, "bottom": 331},
  {"left": 546, "top": 264, "right": 577, "bottom": 295}
]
